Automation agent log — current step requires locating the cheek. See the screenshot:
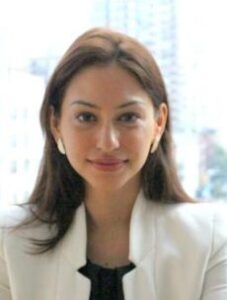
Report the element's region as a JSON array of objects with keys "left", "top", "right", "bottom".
[
  {"left": 61, "top": 128, "right": 90, "bottom": 156},
  {"left": 123, "top": 129, "right": 153, "bottom": 156}
]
